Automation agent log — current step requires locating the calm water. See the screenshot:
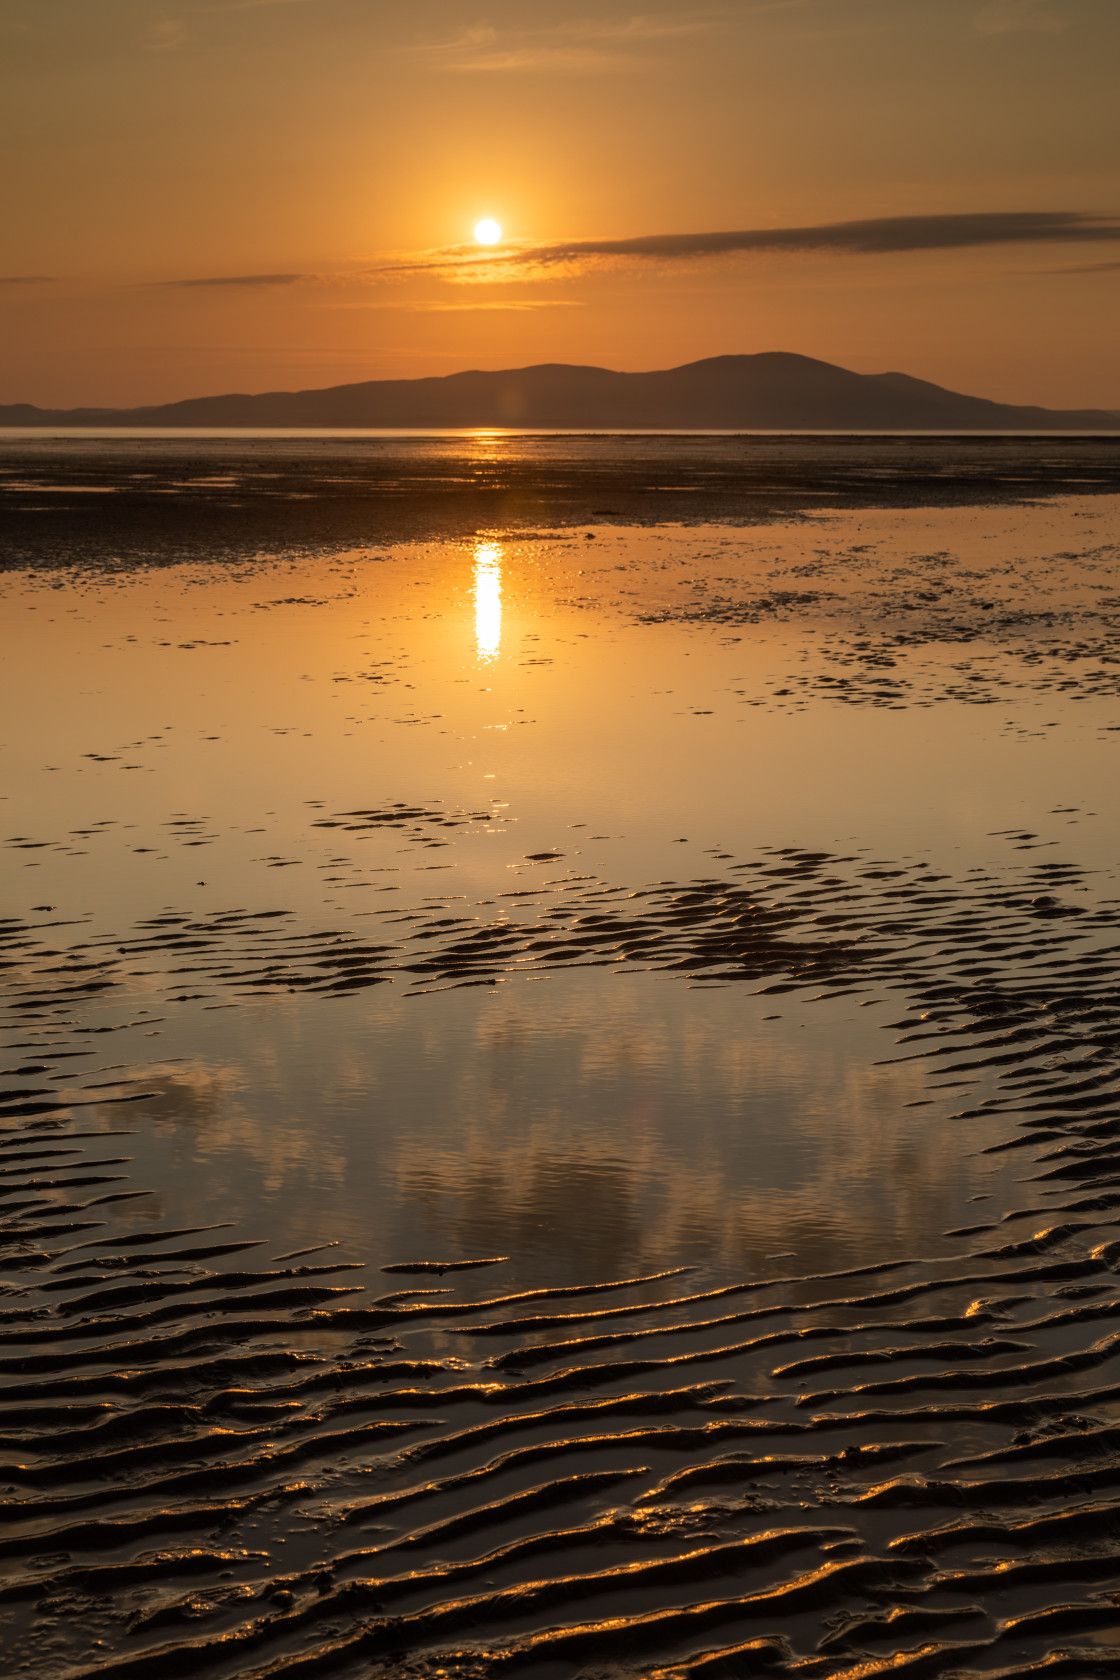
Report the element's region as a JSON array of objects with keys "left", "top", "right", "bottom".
[{"left": 3, "top": 437, "right": 1120, "bottom": 1677}]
